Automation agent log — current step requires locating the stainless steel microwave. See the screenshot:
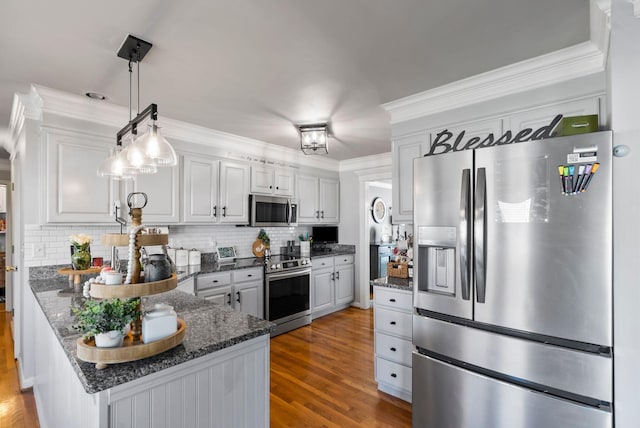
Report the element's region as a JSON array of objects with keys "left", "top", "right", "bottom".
[{"left": 249, "top": 195, "right": 297, "bottom": 227}]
